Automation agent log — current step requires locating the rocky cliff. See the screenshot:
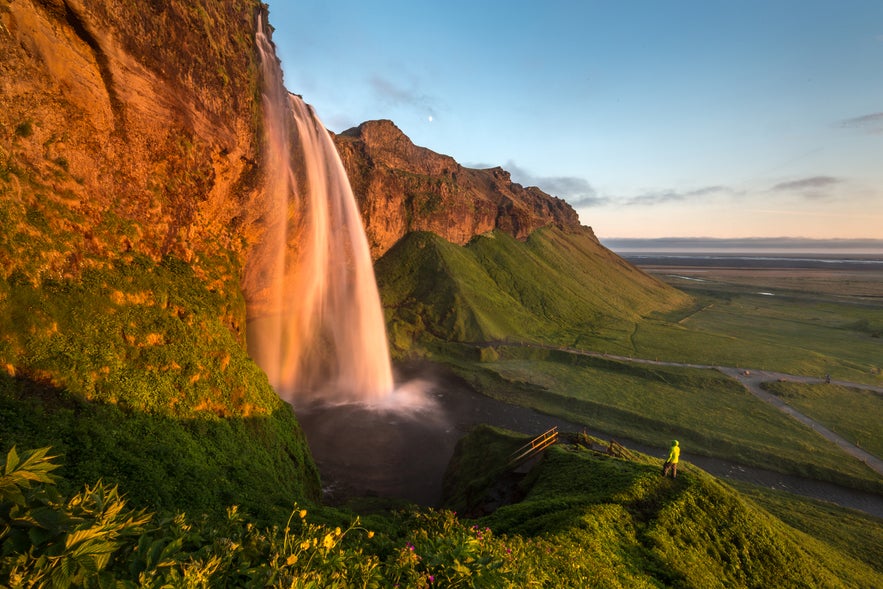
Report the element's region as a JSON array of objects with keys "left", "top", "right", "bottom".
[
  {"left": 334, "top": 120, "right": 585, "bottom": 258},
  {"left": 1, "top": 0, "right": 263, "bottom": 292},
  {"left": 0, "top": 0, "right": 321, "bottom": 518}
]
